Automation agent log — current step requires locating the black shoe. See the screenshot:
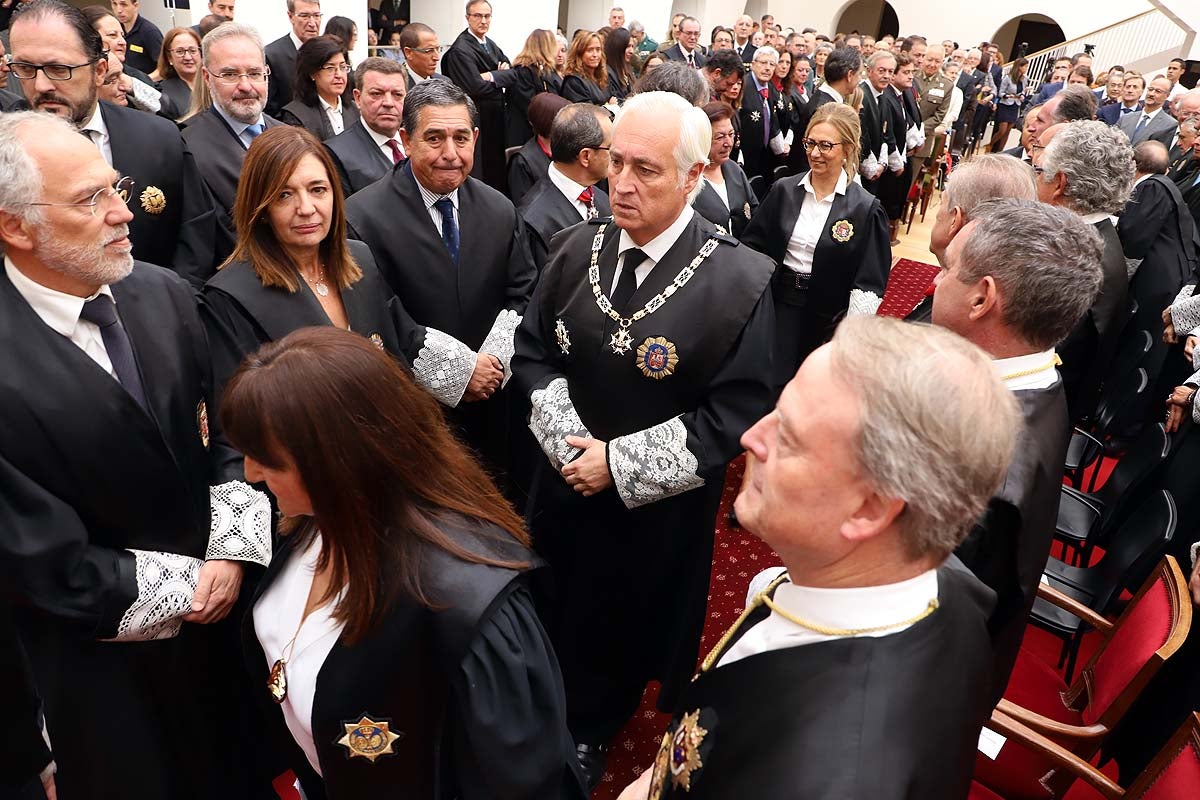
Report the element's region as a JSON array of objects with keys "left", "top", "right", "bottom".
[{"left": 575, "top": 742, "right": 608, "bottom": 793}]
